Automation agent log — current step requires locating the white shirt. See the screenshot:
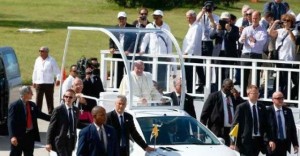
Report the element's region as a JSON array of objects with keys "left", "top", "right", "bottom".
[
  {"left": 119, "top": 71, "right": 162, "bottom": 101},
  {"left": 297, "top": 13, "right": 300, "bottom": 22},
  {"left": 221, "top": 91, "right": 234, "bottom": 127},
  {"left": 248, "top": 101, "right": 261, "bottom": 136},
  {"left": 61, "top": 75, "right": 75, "bottom": 95},
  {"left": 235, "top": 17, "right": 244, "bottom": 27},
  {"left": 140, "top": 22, "right": 172, "bottom": 55},
  {"left": 32, "top": 55, "right": 60, "bottom": 84},
  {"left": 276, "top": 28, "right": 297, "bottom": 61},
  {"left": 273, "top": 106, "right": 286, "bottom": 139},
  {"left": 239, "top": 25, "right": 268, "bottom": 54},
  {"left": 199, "top": 13, "right": 219, "bottom": 41},
  {"left": 182, "top": 21, "right": 202, "bottom": 55}
]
